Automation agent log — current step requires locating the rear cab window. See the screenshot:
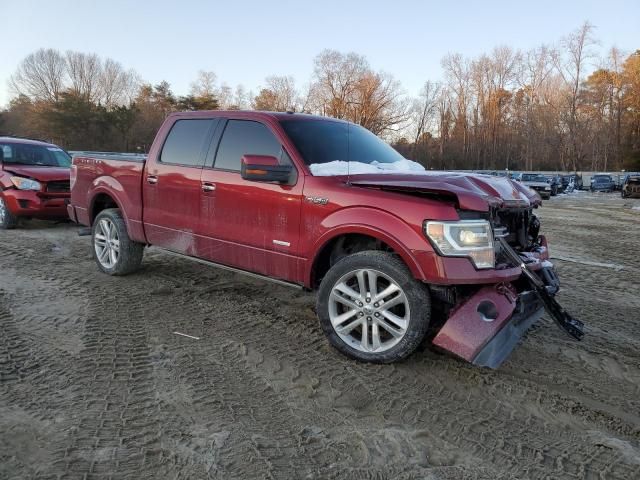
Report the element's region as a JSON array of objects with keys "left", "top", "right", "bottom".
[{"left": 160, "top": 119, "right": 217, "bottom": 167}]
